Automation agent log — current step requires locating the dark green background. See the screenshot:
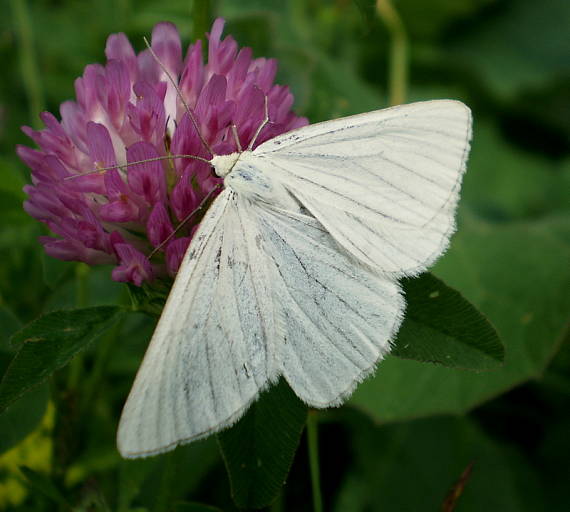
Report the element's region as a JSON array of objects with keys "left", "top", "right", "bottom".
[{"left": 1, "top": 0, "right": 568, "bottom": 510}]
